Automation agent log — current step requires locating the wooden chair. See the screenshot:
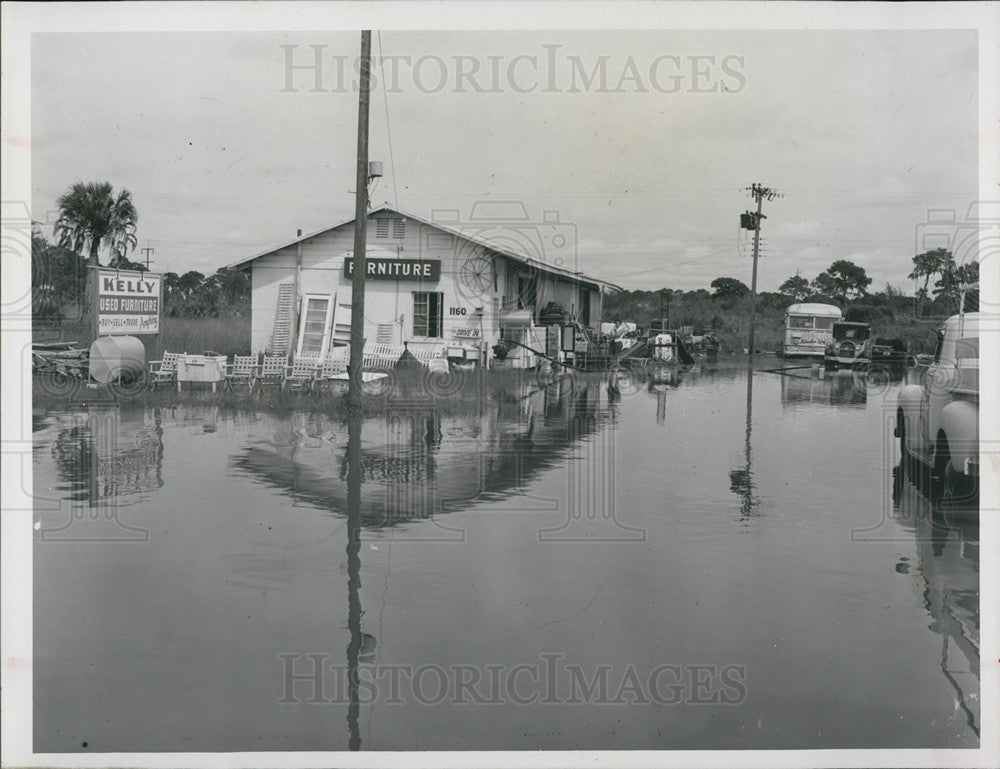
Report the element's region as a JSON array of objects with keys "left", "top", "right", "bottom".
[
  {"left": 256, "top": 355, "right": 287, "bottom": 393},
  {"left": 225, "top": 355, "right": 259, "bottom": 393},
  {"left": 282, "top": 357, "right": 320, "bottom": 393},
  {"left": 314, "top": 351, "right": 349, "bottom": 394},
  {"left": 148, "top": 351, "right": 182, "bottom": 390}
]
